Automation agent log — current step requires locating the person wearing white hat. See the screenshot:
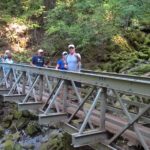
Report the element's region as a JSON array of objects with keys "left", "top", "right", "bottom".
[
  {"left": 55, "top": 51, "right": 68, "bottom": 70},
  {"left": 66, "top": 44, "right": 81, "bottom": 72},
  {"left": 31, "top": 49, "right": 45, "bottom": 67},
  {"left": 66, "top": 44, "right": 82, "bottom": 95},
  {"left": 4, "top": 52, "right": 14, "bottom": 74},
  {"left": 3, "top": 50, "right": 11, "bottom": 62}
]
